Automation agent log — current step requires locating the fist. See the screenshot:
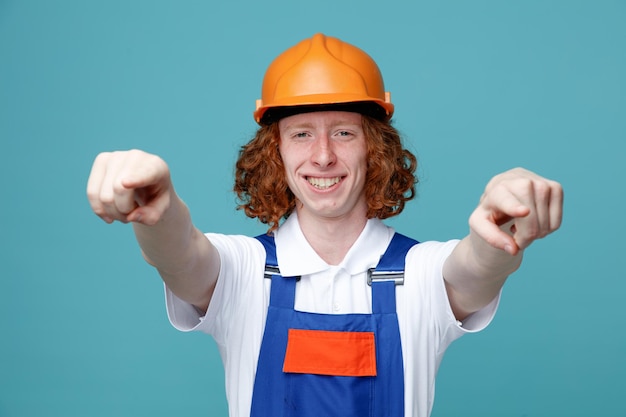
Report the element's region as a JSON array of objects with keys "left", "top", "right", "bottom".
[{"left": 86, "top": 150, "right": 172, "bottom": 225}]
